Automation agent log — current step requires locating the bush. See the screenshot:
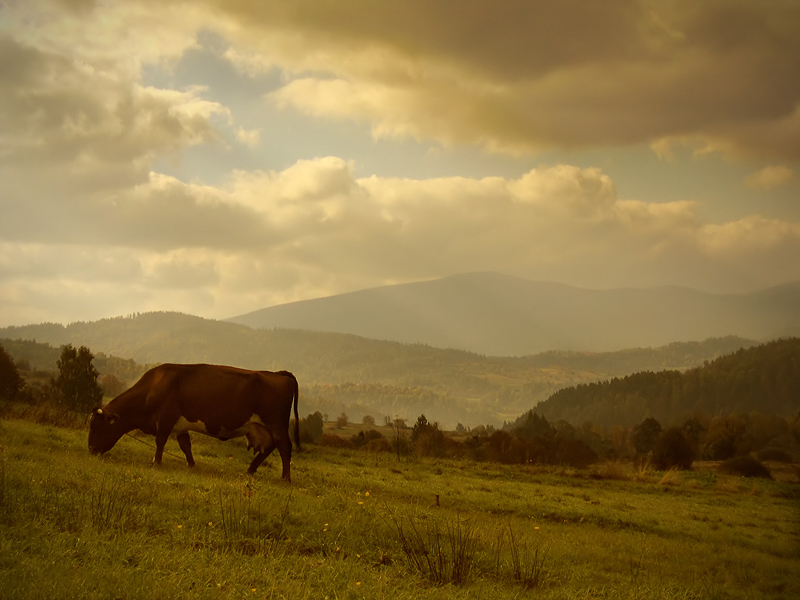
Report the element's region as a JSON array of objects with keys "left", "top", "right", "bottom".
[
  {"left": 364, "top": 437, "right": 393, "bottom": 453},
  {"left": 718, "top": 455, "right": 772, "bottom": 479},
  {"left": 652, "top": 427, "right": 695, "bottom": 470},
  {"left": 318, "top": 433, "right": 353, "bottom": 449},
  {"left": 552, "top": 438, "right": 598, "bottom": 468},
  {"left": 632, "top": 418, "right": 662, "bottom": 455},
  {"left": 755, "top": 448, "right": 795, "bottom": 463},
  {"left": 350, "top": 429, "right": 384, "bottom": 448},
  {"left": 299, "top": 411, "right": 324, "bottom": 444}
]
